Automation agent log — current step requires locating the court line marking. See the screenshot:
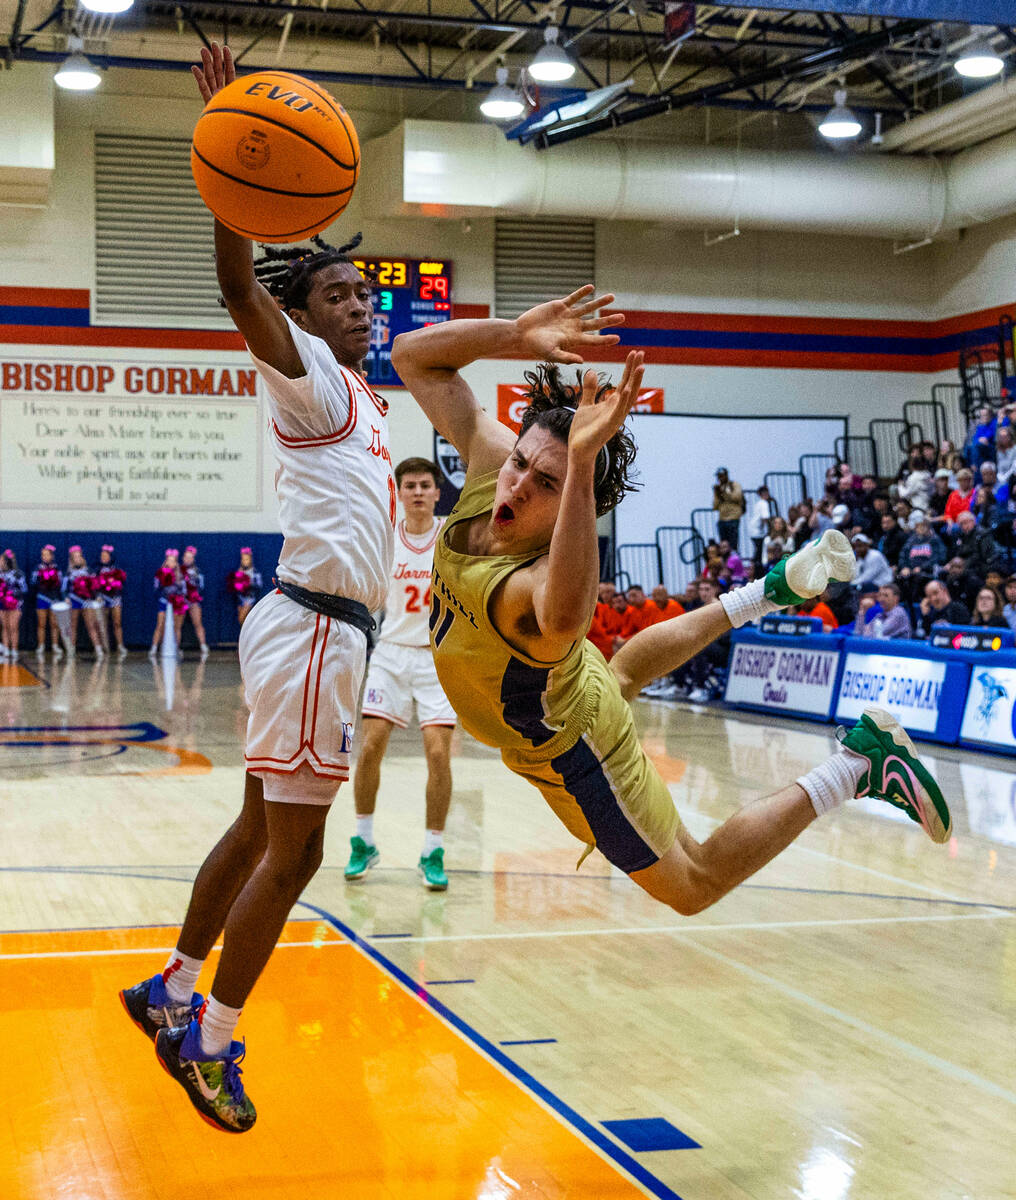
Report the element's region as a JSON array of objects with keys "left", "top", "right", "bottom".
[
  {"left": 340, "top": 909, "right": 1012, "bottom": 946},
  {"left": 0, "top": 939, "right": 351, "bottom": 962},
  {"left": 298, "top": 898, "right": 687, "bottom": 1200},
  {"left": 683, "top": 938, "right": 1016, "bottom": 1109}
]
